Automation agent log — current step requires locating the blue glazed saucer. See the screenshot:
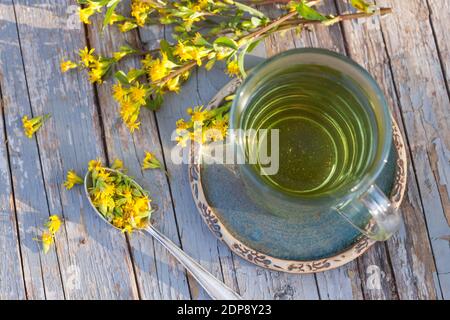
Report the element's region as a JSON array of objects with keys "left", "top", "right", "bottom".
[{"left": 189, "top": 79, "right": 407, "bottom": 273}]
